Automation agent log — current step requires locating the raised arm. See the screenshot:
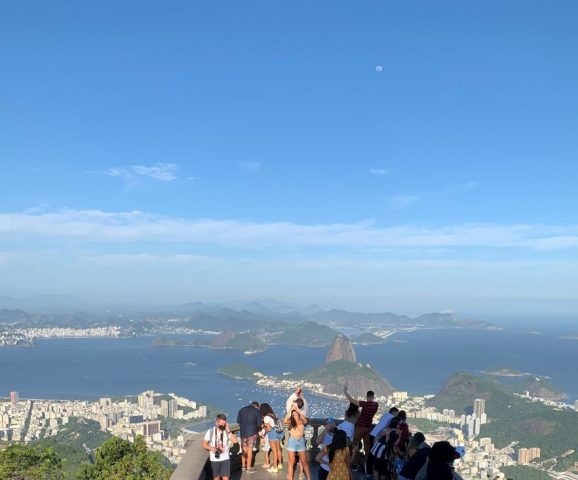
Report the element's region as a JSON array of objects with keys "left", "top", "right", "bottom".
[
  {"left": 295, "top": 408, "right": 309, "bottom": 425},
  {"left": 343, "top": 386, "right": 359, "bottom": 406}
]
